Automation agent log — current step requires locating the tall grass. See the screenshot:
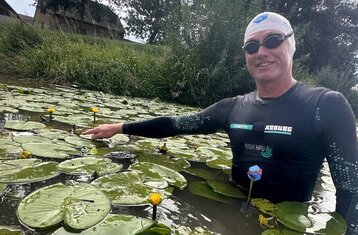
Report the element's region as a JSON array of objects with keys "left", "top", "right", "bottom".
[{"left": 0, "top": 23, "right": 241, "bottom": 107}]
